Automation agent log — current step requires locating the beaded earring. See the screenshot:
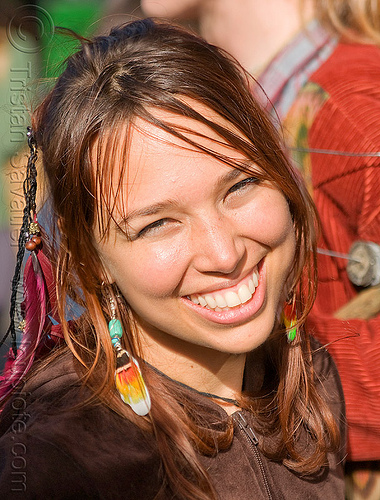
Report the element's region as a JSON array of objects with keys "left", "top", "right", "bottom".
[
  {"left": 108, "top": 294, "right": 151, "bottom": 416},
  {"left": 282, "top": 301, "right": 297, "bottom": 343}
]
